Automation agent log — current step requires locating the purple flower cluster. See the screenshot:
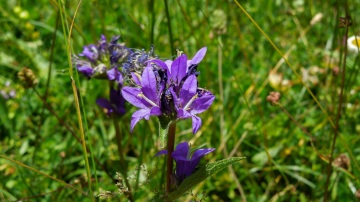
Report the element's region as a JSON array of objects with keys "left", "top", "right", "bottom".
[
  {"left": 156, "top": 142, "right": 215, "bottom": 182},
  {"left": 122, "top": 48, "right": 215, "bottom": 133},
  {"left": 74, "top": 35, "right": 130, "bottom": 81},
  {"left": 75, "top": 35, "right": 216, "bottom": 185}
]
